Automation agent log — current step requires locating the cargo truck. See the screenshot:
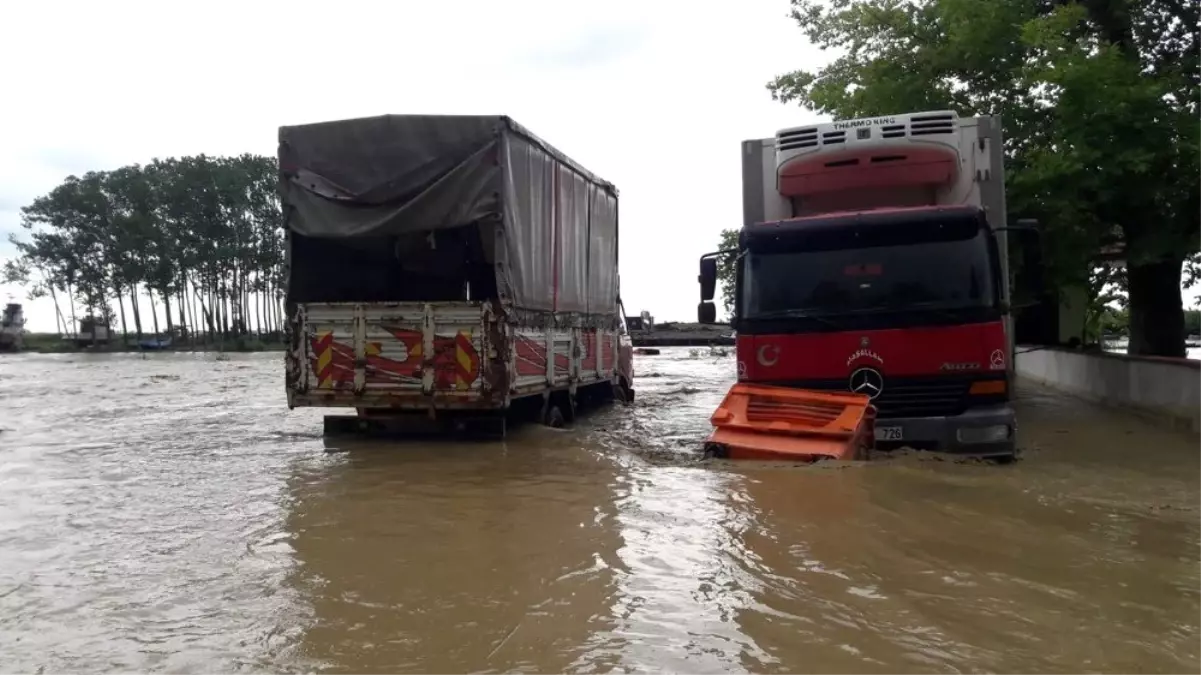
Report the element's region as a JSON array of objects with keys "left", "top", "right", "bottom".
[
  {"left": 0, "top": 303, "right": 24, "bottom": 351},
  {"left": 698, "top": 111, "right": 1037, "bottom": 460},
  {"left": 281, "top": 115, "right": 634, "bottom": 438}
]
